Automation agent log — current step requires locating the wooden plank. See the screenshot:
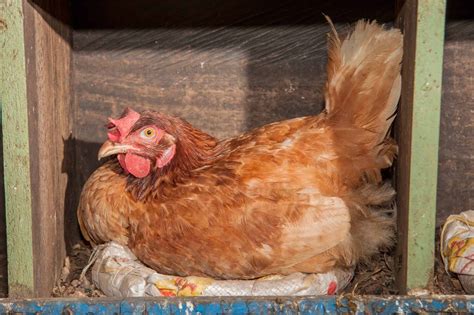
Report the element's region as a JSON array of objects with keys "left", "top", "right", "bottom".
[
  {"left": 0, "top": 0, "right": 72, "bottom": 297},
  {"left": 0, "top": 1, "right": 9, "bottom": 295},
  {"left": 0, "top": 296, "right": 473, "bottom": 314},
  {"left": 23, "top": 0, "right": 73, "bottom": 296},
  {"left": 0, "top": 0, "right": 35, "bottom": 297},
  {"left": 396, "top": 0, "right": 446, "bottom": 293},
  {"left": 436, "top": 9, "right": 474, "bottom": 225}
]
